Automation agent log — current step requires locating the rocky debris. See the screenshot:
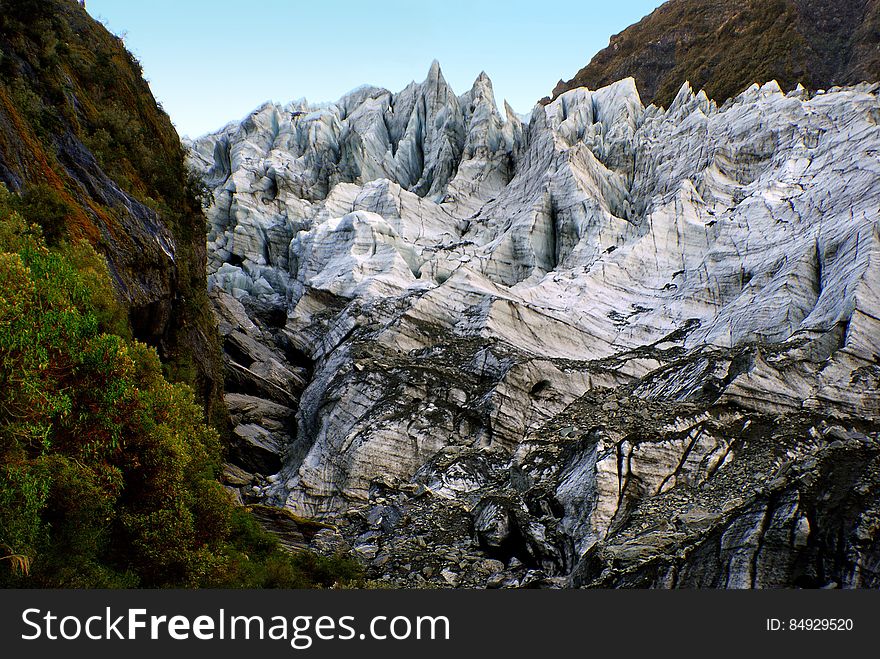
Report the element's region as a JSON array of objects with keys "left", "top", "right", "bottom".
[
  {"left": 569, "top": 423, "right": 880, "bottom": 588},
  {"left": 301, "top": 408, "right": 879, "bottom": 589},
  {"left": 309, "top": 528, "right": 351, "bottom": 556},
  {"left": 222, "top": 462, "right": 255, "bottom": 487},
  {"left": 192, "top": 68, "right": 880, "bottom": 587}
]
